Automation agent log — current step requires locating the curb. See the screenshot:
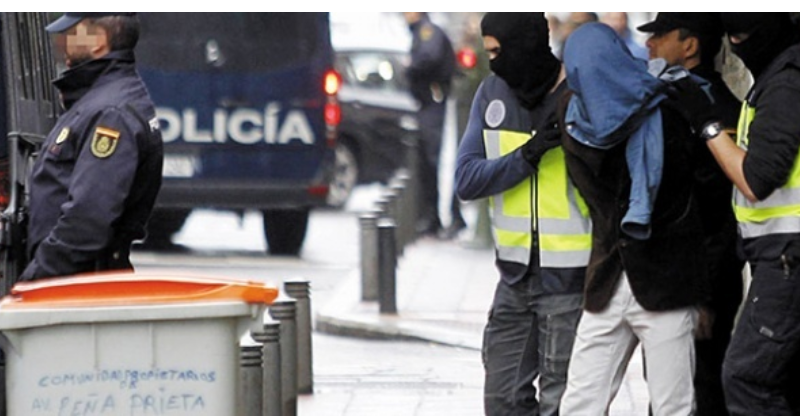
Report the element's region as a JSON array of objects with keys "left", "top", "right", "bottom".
[{"left": 314, "top": 269, "right": 482, "bottom": 351}]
